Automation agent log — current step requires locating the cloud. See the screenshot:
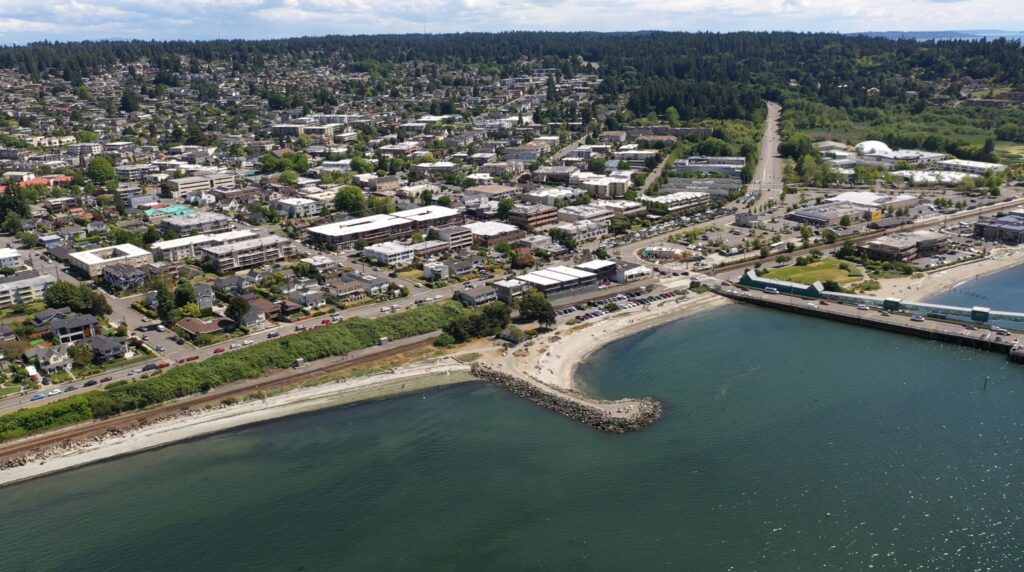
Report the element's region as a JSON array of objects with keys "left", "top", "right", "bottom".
[{"left": 0, "top": 0, "right": 1020, "bottom": 43}]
